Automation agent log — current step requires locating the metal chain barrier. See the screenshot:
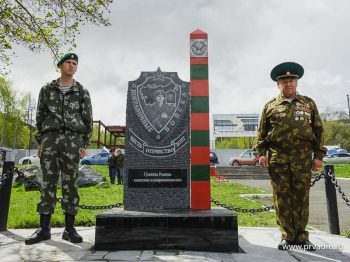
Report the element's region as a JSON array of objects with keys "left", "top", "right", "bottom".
[
  {"left": 78, "top": 202, "right": 123, "bottom": 210},
  {"left": 211, "top": 170, "right": 326, "bottom": 213},
  {"left": 211, "top": 197, "right": 275, "bottom": 213},
  {"left": 14, "top": 167, "right": 42, "bottom": 190},
  {"left": 13, "top": 167, "right": 124, "bottom": 210},
  {"left": 325, "top": 169, "right": 350, "bottom": 207},
  {"left": 310, "top": 170, "right": 324, "bottom": 187},
  {"left": 11, "top": 167, "right": 349, "bottom": 212}
]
